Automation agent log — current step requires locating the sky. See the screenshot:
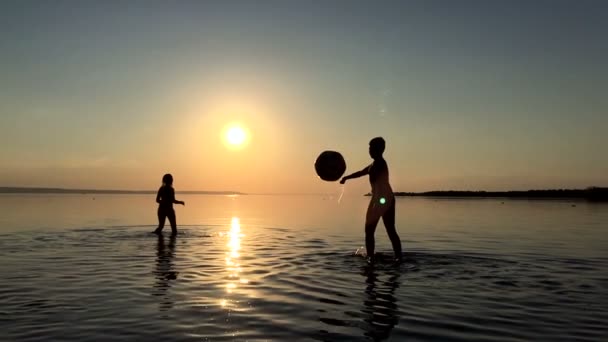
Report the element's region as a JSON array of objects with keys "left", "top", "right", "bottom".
[{"left": 1, "top": 0, "right": 607, "bottom": 194}]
